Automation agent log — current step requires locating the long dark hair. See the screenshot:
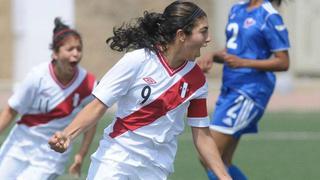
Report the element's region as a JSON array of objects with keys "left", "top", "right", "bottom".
[
  {"left": 106, "top": 1, "right": 206, "bottom": 52},
  {"left": 50, "top": 17, "right": 82, "bottom": 52}
]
